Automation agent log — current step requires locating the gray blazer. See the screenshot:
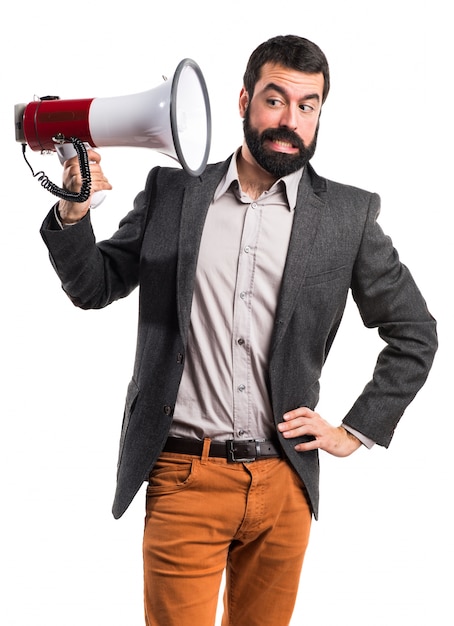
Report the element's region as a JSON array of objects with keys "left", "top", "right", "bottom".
[{"left": 40, "top": 157, "right": 437, "bottom": 519}]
